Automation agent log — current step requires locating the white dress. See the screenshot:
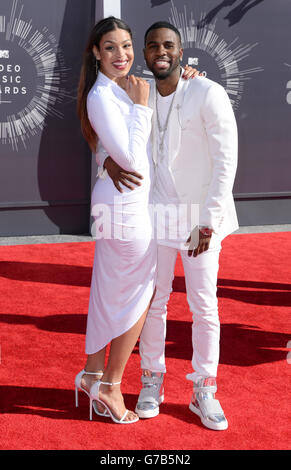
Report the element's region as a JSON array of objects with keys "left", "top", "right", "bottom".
[{"left": 85, "top": 72, "right": 156, "bottom": 354}]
